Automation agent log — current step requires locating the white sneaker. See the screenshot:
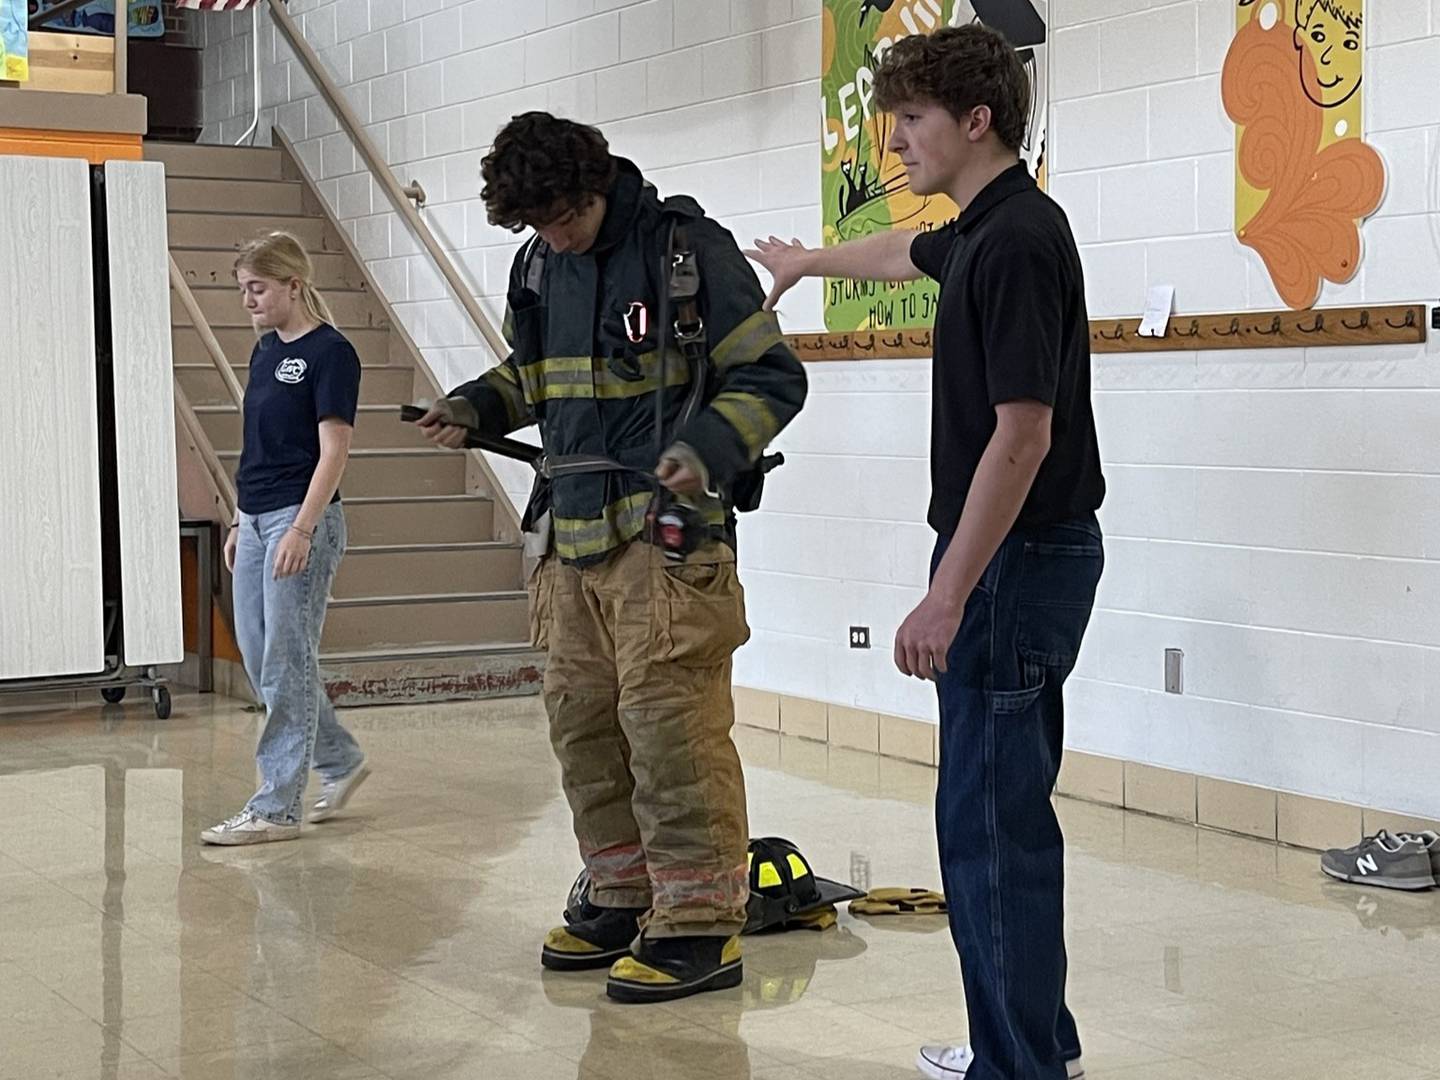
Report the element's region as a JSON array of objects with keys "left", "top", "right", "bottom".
[
  {"left": 916, "top": 1045, "right": 1084, "bottom": 1079},
  {"left": 311, "top": 762, "right": 370, "bottom": 823},
  {"left": 200, "top": 809, "right": 300, "bottom": 846}
]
